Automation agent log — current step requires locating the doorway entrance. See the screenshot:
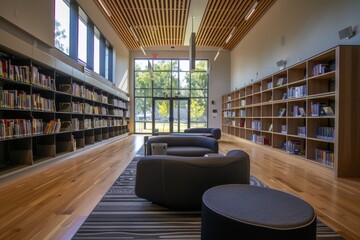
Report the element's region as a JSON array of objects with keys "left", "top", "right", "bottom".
[{"left": 152, "top": 97, "right": 190, "bottom": 134}]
